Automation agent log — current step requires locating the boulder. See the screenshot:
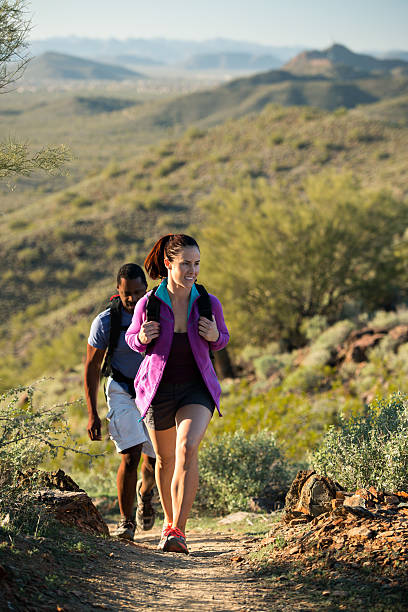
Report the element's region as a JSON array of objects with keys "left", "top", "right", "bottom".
[
  {"left": 33, "top": 470, "right": 109, "bottom": 537},
  {"left": 283, "top": 470, "right": 341, "bottom": 523},
  {"left": 36, "top": 489, "right": 109, "bottom": 537},
  {"left": 338, "top": 327, "right": 387, "bottom": 363}
]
